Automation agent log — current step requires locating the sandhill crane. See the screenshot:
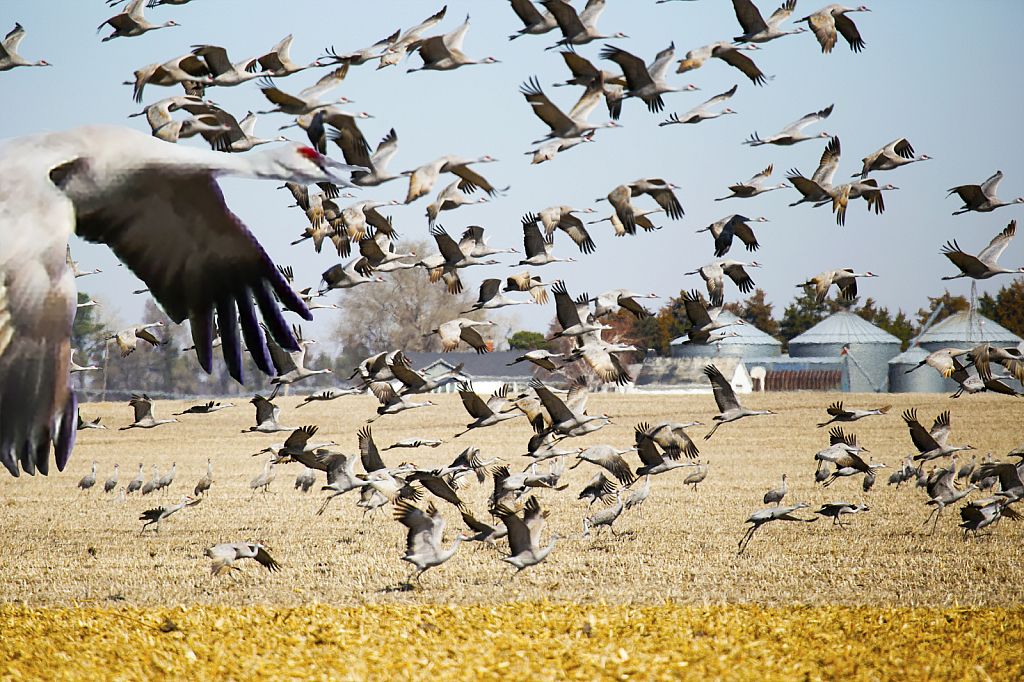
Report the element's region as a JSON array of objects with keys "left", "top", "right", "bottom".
[
  {"left": 78, "top": 462, "right": 98, "bottom": 491},
  {"left": 348, "top": 349, "right": 409, "bottom": 385},
  {"left": 495, "top": 496, "right": 562, "bottom": 573},
  {"left": 660, "top": 85, "right": 737, "bottom": 126},
  {"left": 141, "top": 465, "right": 160, "bottom": 496},
  {"left": 426, "top": 182, "right": 489, "bottom": 225},
  {"left": 321, "top": 28, "right": 399, "bottom": 68},
  {"left": 127, "top": 54, "right": 212, "bottom": 103},
  {"left": 857, "top": 138, "right": 930, "bottom": 178},
  {"left": 0, "top": 23, "right": 50, "bottom": 71},
  {"left": 139, "top": 495, "right": 199, "bottom": 534},
  {"left": 297, "top": 387, "right": 363, "bottom": 407},
  {"left": 531, "top": 377, "right": 612, "bottom": 439},
  {"left": 588, "top": 206, "right": 665, "bottom": 237},
  {"left": 335, "top": 128, "right": 401, "bottom": 188},
  {"left": 257, "top": 66, "right": 353, "bottom": 117},
  {"left": 1, "top": 123, "right": 361, "bottom": 478},
  {"left": 263, "top": 324, "right": 331, "bottom": 399},
  {"left": 716, "top": 165, "right": 788, "bottom": 200},
  {"left": 194, "top": 459, "right": 213, "bottom": 496},
  {"left": 458, "top": 225, "right": 517, "bottom": 260},
  {"left": 70, "top": 350, "right": 100, "bottom": 374},
  {"left": 615, "top": 178, "right": 685, "bottom": 222},
  {"left": 427, "top": 318, "right": 495, "bottom": 354},
  {"left": 572, "top": 444, "right": 637, "bottom": 485},
  {"left": 76, "top": 411, "right": 106, "bottom": 431},
  {"left": 175, "top": 401, "right": 234, "bottom": 416},
  {"left": 126, "top": 464, "right": 144, "bottom": 495},
  {"left": 568, "top": 328, "right": 636, "bottom": 386},
  {"left": 904, "top": 348, "right": 971, "bottom": 379},
  {"left": 98, "top": 0, "right": 178, "bottom": 42},
  {"left": 634, "top": 427, "right": 698, "bottom": 477},
  {"left": 258, "top": 425, "right": 336, "bottom": 468},
  {"left": 385, "top": 438, "right": 445, "bottom": 451},
  {"left": 732, "top": 0, "right": 806, "bottom": 43},
  {"left": 959, "top": 498, "right": 1022, "bottom": 539},
  {"left": 543, "top": 0, "right": 627, "bottom": 49},
  {"left": 320, "top": 259, "right": 386, "bottom": 291},
  {"left": 703, "top": 364, "right": 774, "bottom": 439},
  {"left": 201, "top": 110, "right": 286, "bottom": 153},
  {"left": 66, "top": 246, "right": 101, "bottom": 279},
  {"left": 517, "top": 213, "right": 576, "bottom": 266},
  {"left": 942, "top": 221, "right": 1023, "bottom": 281},
  {"left": 402, "top": 154, "right": 499, "bottom": 204},
  {"left": 685, "top": 260, "right": 760, "bottom": 308},
  {"left": 539, "top": 206, "right": 598, "bottom": 254},
  {"left": 394, "top": 500, "right": 468, "bottom": 586},
  {"left": 552, "top": 281, "right": 609, "bottom": 338},
  {"left": 636, "top": 421, "right": 701, "bottom": 460},
  {"left": 461, "top": 510, "right": 508, "bottom": 547},
  {"left": 923, "top": 464, "right": 978, "bottom": 535},
  {"left": 975, "top": 462, "right": 1024, "bottom": 502},
  {"left": 797, "top": 4, "right": 871, "bottom": 53},
  {"left": 814, "top": 177, "right": 895, "bottom": 226},
  {"left": 763, "top": 474, "right": 787, "bottom": 505},
  {"left": 787, "top": 136, "right": 842, "bottom": 207},
  {"left": 697, "top": 214, "right": 767, "bottom": 258},
  {"left": 367, "top": 383, "right": 436, "bottom": 422},
  {"left": 583, "top": 489, "right": 625, "bottom": 536},
  {"left": 948, "top": 356, "right": 1022, "bottom": 399},
  {"left": 685, "top": 460, "right": 709, "bottom": 491},
  {"left": 579, "top": 471, "right": 618, "bottom": 506},
  {"left": 817, "top": 401, "right": 891, "bottom": 427},
  {"left": 591, "top": 290, "right": 658, "bottom": 319},
  {"left": 676, "top": 42, "right": 765, "bottom": 85},
  {"left": 189, "top": 45, "right": 263, "bottom": 88},
  {"left": 110, "top": 322, "right": 165, "bottom": 358},
  {"left": 121, "top": 394, "right": 180, "bottom": 430},
  {"left": 814, "top": 502, "right": 869, "bottom": 529},
  {"left": 407, "top": 14, "right": 499, "bottom": 72},
  {"left": 738, "top": 502, "right": 817, "bottom": 553},
  {"left": 504, "top": 270, "right": 555, "bottom": 304},
  {"left": 948, "top": 171, "right": 1023, "bottom": 215},
  {"left": 465, "top": 279, "right": 533, "bottom": 313},
  {"left": 527, "top": 135, "right": 594, "bottom": 164},
  {"left": 625, "top": 475, "right": 652, "bottom": 514},
  {"left": 250, "top": 459, "right": 276, "bottom": 494},
  {"left": 553, "top": 50, "right": 626, "bottom": 119},
  {"left": 315, "top": 452, "right": 371, "bottom": 516},
  {"left": 800, "top": 269, "right": 877, "bottom": 304},
  {"left": 509, "top": 0, "right": 560, "bottom": 40},
  {"left": 206, "top": 542, "right": 281, "bottom": 576},
  {"left": 295, "top": 466, "right": 317, "bottom": 493},
  {"left": 903, "top": 409, "right": 975, "bottom": 462},
  {"left": 156, "top": 462, "right": 176, "bottom": 491},
  {"left": 243, "top": 395, "right": 292, "bottom": 434},
  {"left": 521, "top": 76, "right": 618, "bottom": 142},
  {"left": 965, "top": 343, "right": 1024, "bottom": 385},
  {"left": 131, "top": 96, "right": 219, "bottom": 135},
  {"left": 354, "top": 228, "right": 415, "bottom": 274},
  {"left": 599, "top": 42, "right": 698, "bottom": 114},
  {"left": 455, "top": 382, "right": 521, "bottom": 438},
  {"left": 253, "top": 34, "right": 321, "bottom": 77},
  {"left": 745, "top": 105, "right": 833, "bottom": 146},
  {"left": 508, "top": 349, "right": 565, "bottom": 372},
  {"left": 392, "top": 360, "right": 464, "bottom": 397},
  {"left": 377, "top": 6, "right": 448, "bottom": 69}
]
